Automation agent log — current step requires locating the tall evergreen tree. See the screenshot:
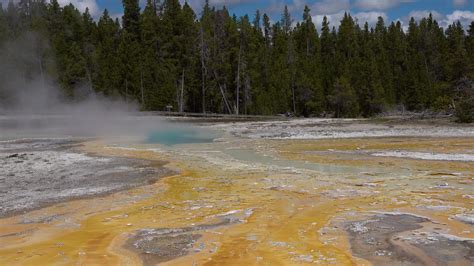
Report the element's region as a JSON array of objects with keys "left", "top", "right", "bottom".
[
  {"left": 467, "top": 22, "right": 474, "bottom": 78},
  {"left": 294, "top": 6, "right": 323, "bottom": 116},
  {"left": 119, "top": 0, "right": 141, "bottom": 104},
  {"left": 445, "top": 21, "right": 468, "bottom": 82},
  {"left": 406, "top": 17, "right": 431, "bottom": 109},
  {"left": 320, "top": 16, "right": 336, "bottom": 110},
  {"left": 139, "top": 0, "right": 160, "bottom": 109},
  {"left": 95, "top": 9, "right": 121, "bottom": 96},
  {"left": 177, "top": 2, "right": 198, "bottom": 112},
  {"left": 387, "top": 21, "right": 408, "bottom": 104}
]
